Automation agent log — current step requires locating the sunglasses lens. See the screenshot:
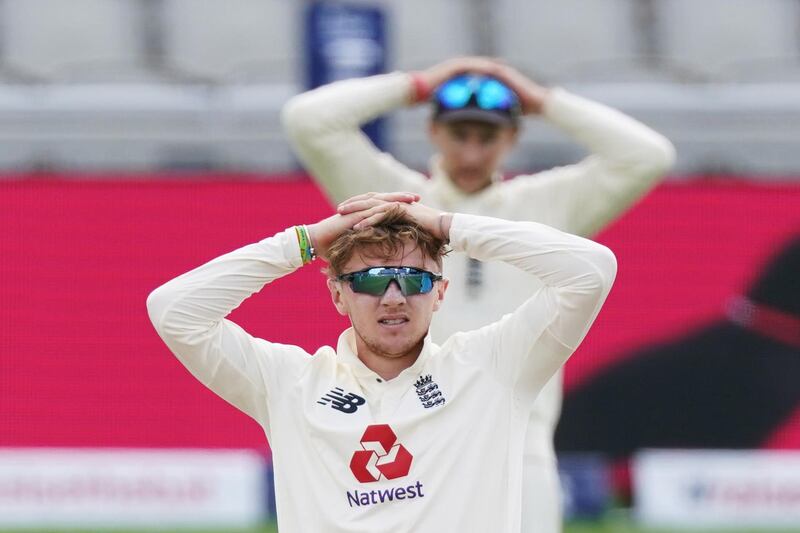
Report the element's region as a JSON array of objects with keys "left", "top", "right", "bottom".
[
  {"left": 351, "top": 272, "right": 391, "bottom": 295},
  {"left": 398, "top": 273, "right": 433, "bottom": 296},
  {"left": 437, "top": 76, "right": 472, "bottom": 108},
  {"left": 436, "top": 75, "right": 517, "bottom": 113},
  {"left": 476, "top": 79, "right": 514, "bottom": 110},
  {"left": 347, "top": 268, "right": 436, "bottom": 296}
]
